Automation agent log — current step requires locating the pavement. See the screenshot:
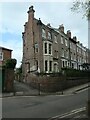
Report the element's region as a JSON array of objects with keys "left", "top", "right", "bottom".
[{"left": 0, "top": 82, "right": 89, "bottom": 97}]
